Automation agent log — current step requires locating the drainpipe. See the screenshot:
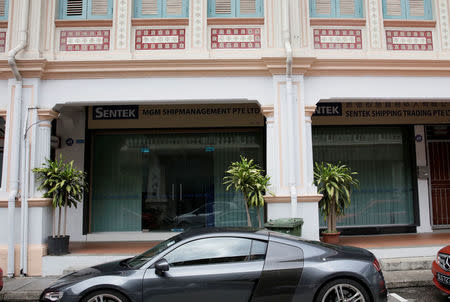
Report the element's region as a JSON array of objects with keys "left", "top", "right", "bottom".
[
  {"left": 7, "top": 0, "right": 30, "bottom": 278},
  {"left": 282, "top": 0, "right": 297, "bottom": 218}
]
